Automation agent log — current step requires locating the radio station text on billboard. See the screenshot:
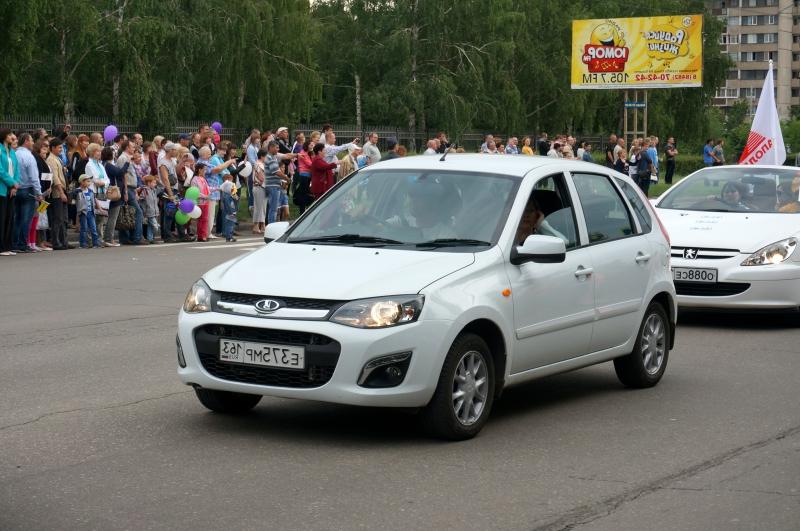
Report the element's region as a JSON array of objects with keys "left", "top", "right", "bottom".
[{"left": 571, "top": 15, "right": 703, "bottom": 90}]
